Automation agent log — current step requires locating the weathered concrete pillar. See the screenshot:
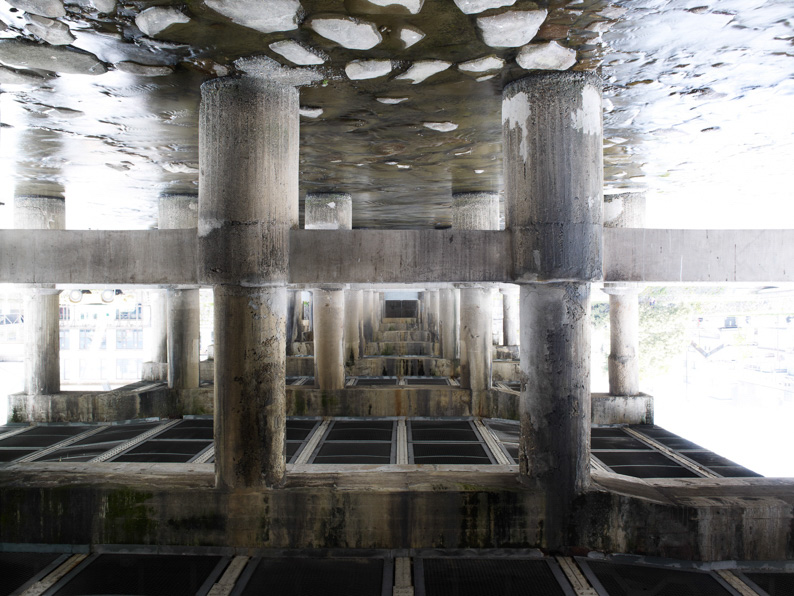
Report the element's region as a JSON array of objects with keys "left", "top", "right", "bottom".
[
  {"left": 313, "top": 288, "right": 345, "bottom": 388},
  {"left": 504, "top": 72, "right": 603, "bottom": 548},
  {"left": 501, "top": 285, "right": 520, "bottom": 347},
  {"left": 286, "top": 290, "right": 302, "bottom": 353},
  {"left": 160, "top": 194, "right": 200, "bottom": 391},
  {"left": 304, "top": 192, "right": 351, "bottom": 387},
  {"left": 15, "top": 195, "right": 65, "bottom": 396},
  {"left": 426, "top": 289, "right": 440, "bottom": 342},
  {"left": 459, "top": 285, "right": 492, "bottom": 415},
  {"left": 344, "top": 289, "right": 363, "bottom": 364},
  {"left": 149, "top": 291, "right": 168, "bottom": 365},
  {"left": 602, "top": 191, "right": 646, "bottom": 398},
  {"left": 453, "top": 192, "right": 498, "bottom": 405},
  {"left": 199, "top": 69, "right": 301, "bottom": 489},
  {"left": 439, "top": 287, "right": 458, "bottom": 361},
  {"left": 362, "top": 290, "right": 374, "bottom": 343}
]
